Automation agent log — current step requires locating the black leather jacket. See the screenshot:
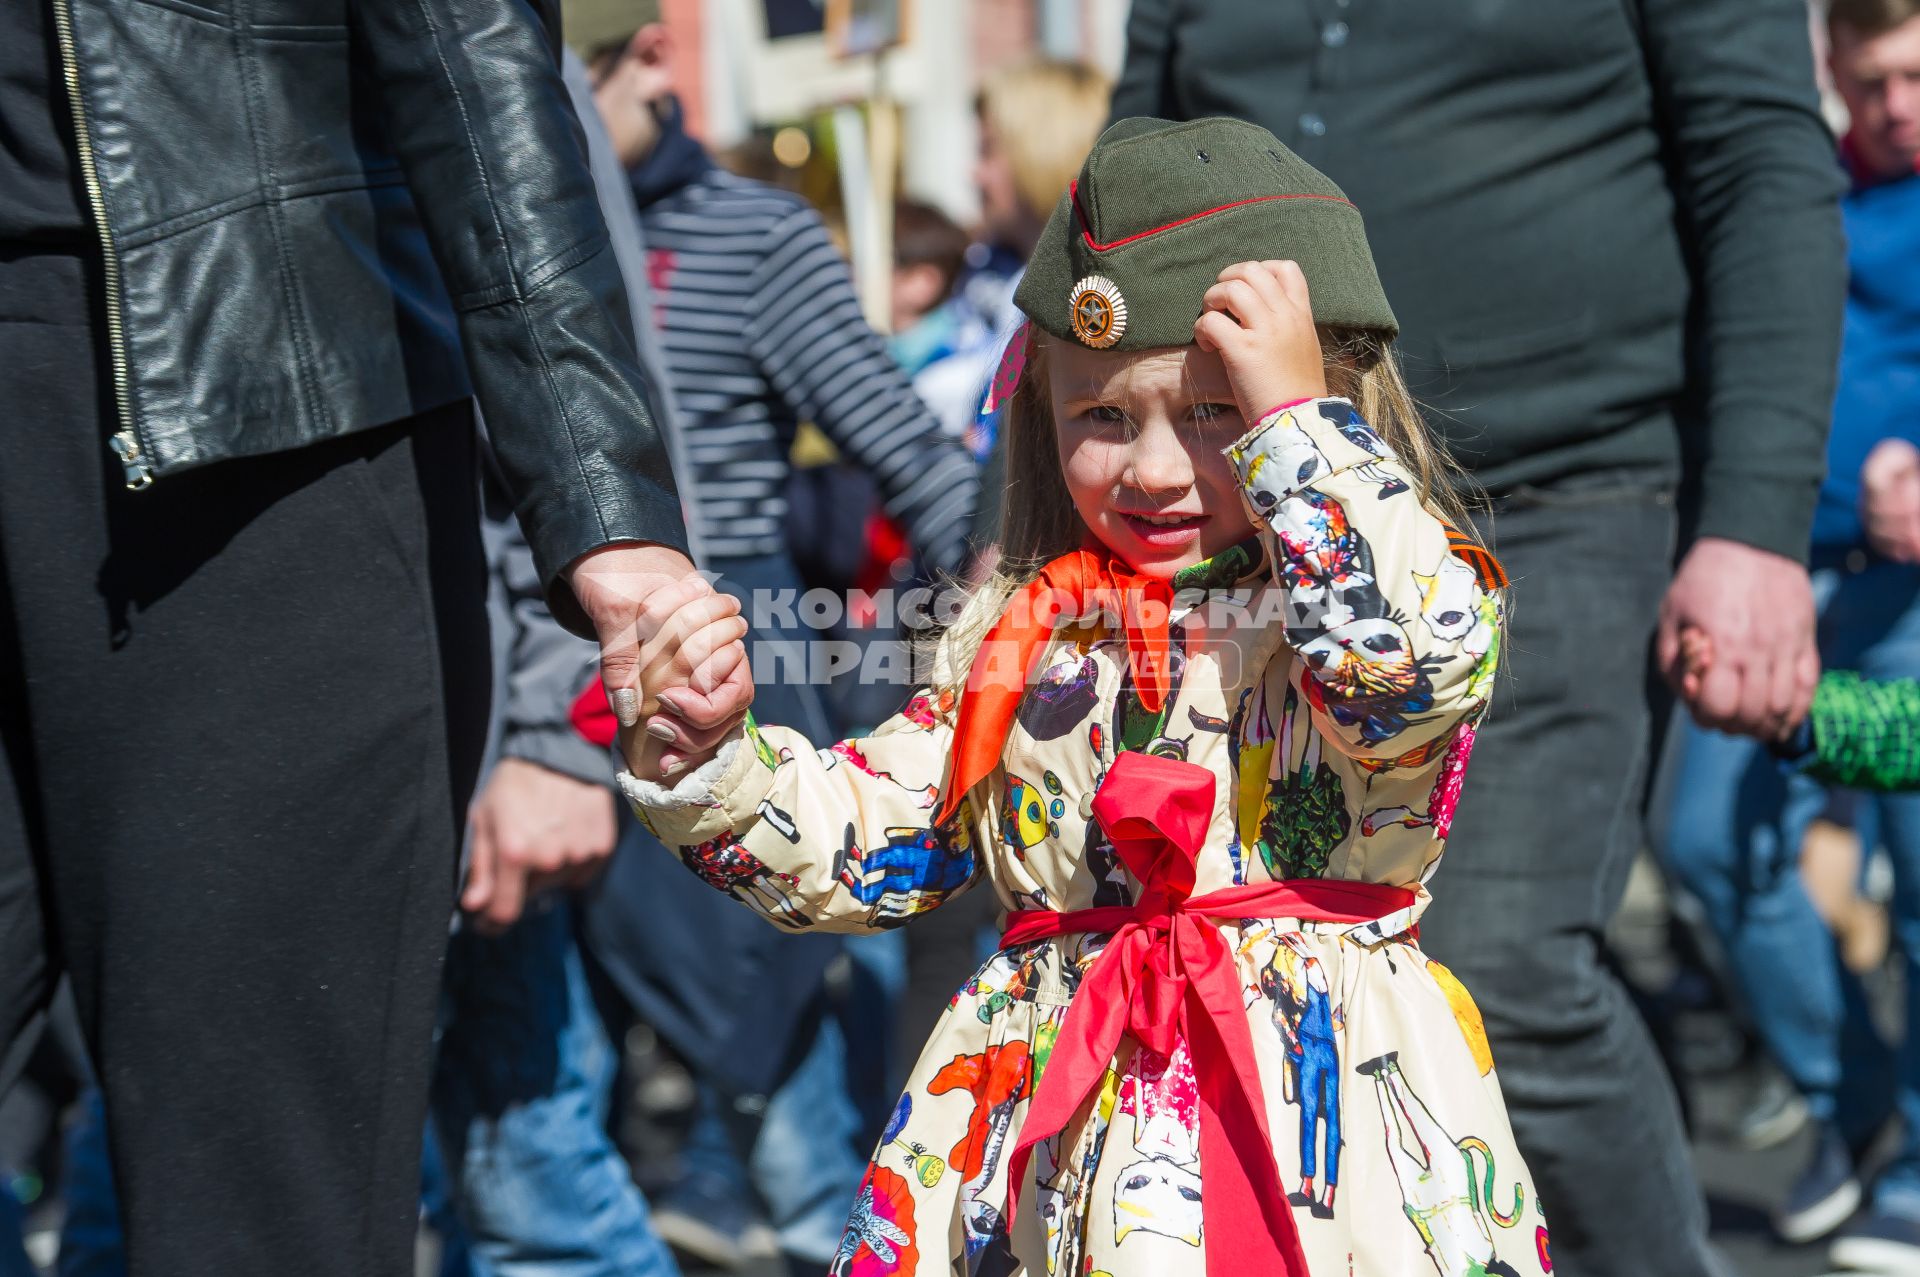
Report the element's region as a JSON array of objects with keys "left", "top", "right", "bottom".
[{"left": 56, "top": 0, "right": 687, "bottom": 620}]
